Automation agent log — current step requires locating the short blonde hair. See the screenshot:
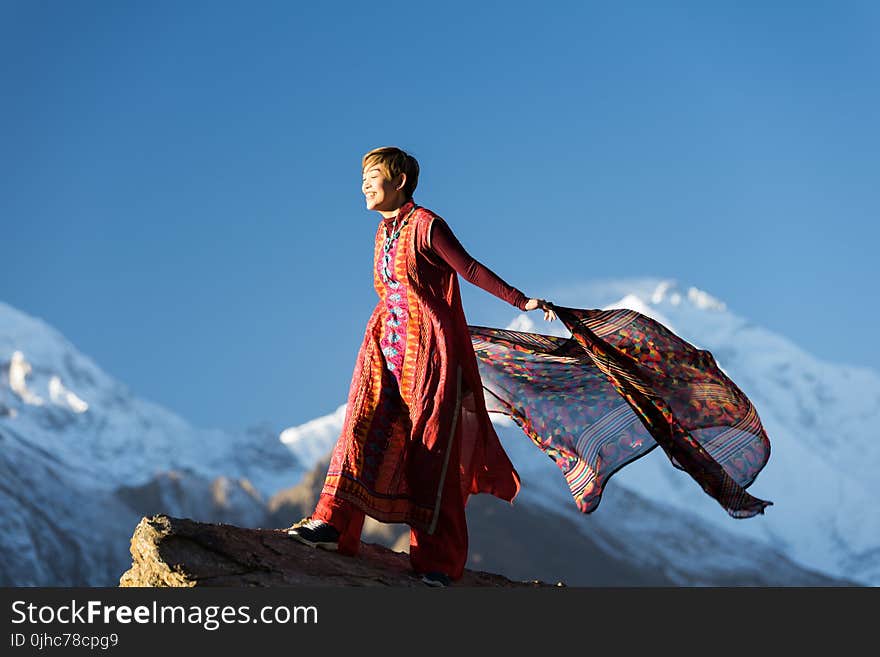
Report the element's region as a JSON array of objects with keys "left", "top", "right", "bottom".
[{"left": 362, "top": 146, "right": 420, "bottom": 199}]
